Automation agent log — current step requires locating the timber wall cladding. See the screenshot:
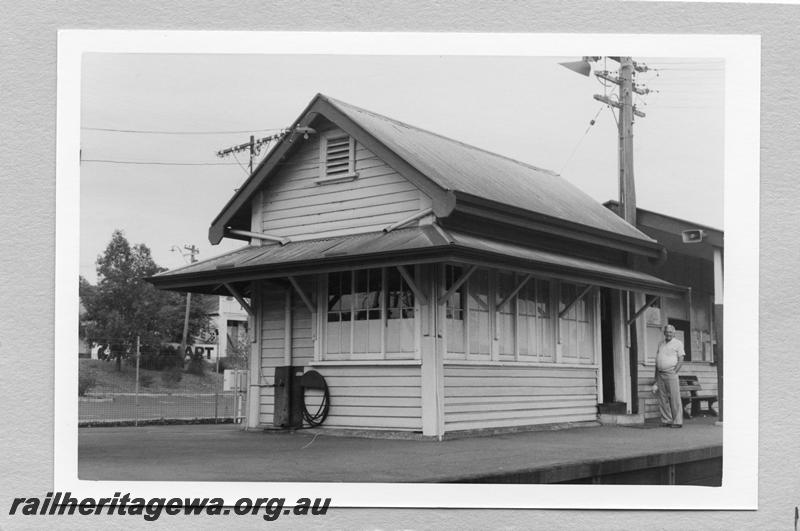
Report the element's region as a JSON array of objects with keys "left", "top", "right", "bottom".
[
  {"left": 637, "top": 362, "right": 719, "bottom": 419},
  {"left": 258, "top": 127, "right": 427, "bottom": 240},
  {"left": 443, "top": 365, "right": 599, "bottom": 432},
  {"left": 258, "top": 279, "right": 315, "bottom": 425},
  {"left": 258, "top": 283, "right": 286, "bottom": 424},
  {"left": 313, "top": 365, "right": 423, "bottom": 431},
  {"left": 257, "top": 279, "right": 423, "bottom": 430}
]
